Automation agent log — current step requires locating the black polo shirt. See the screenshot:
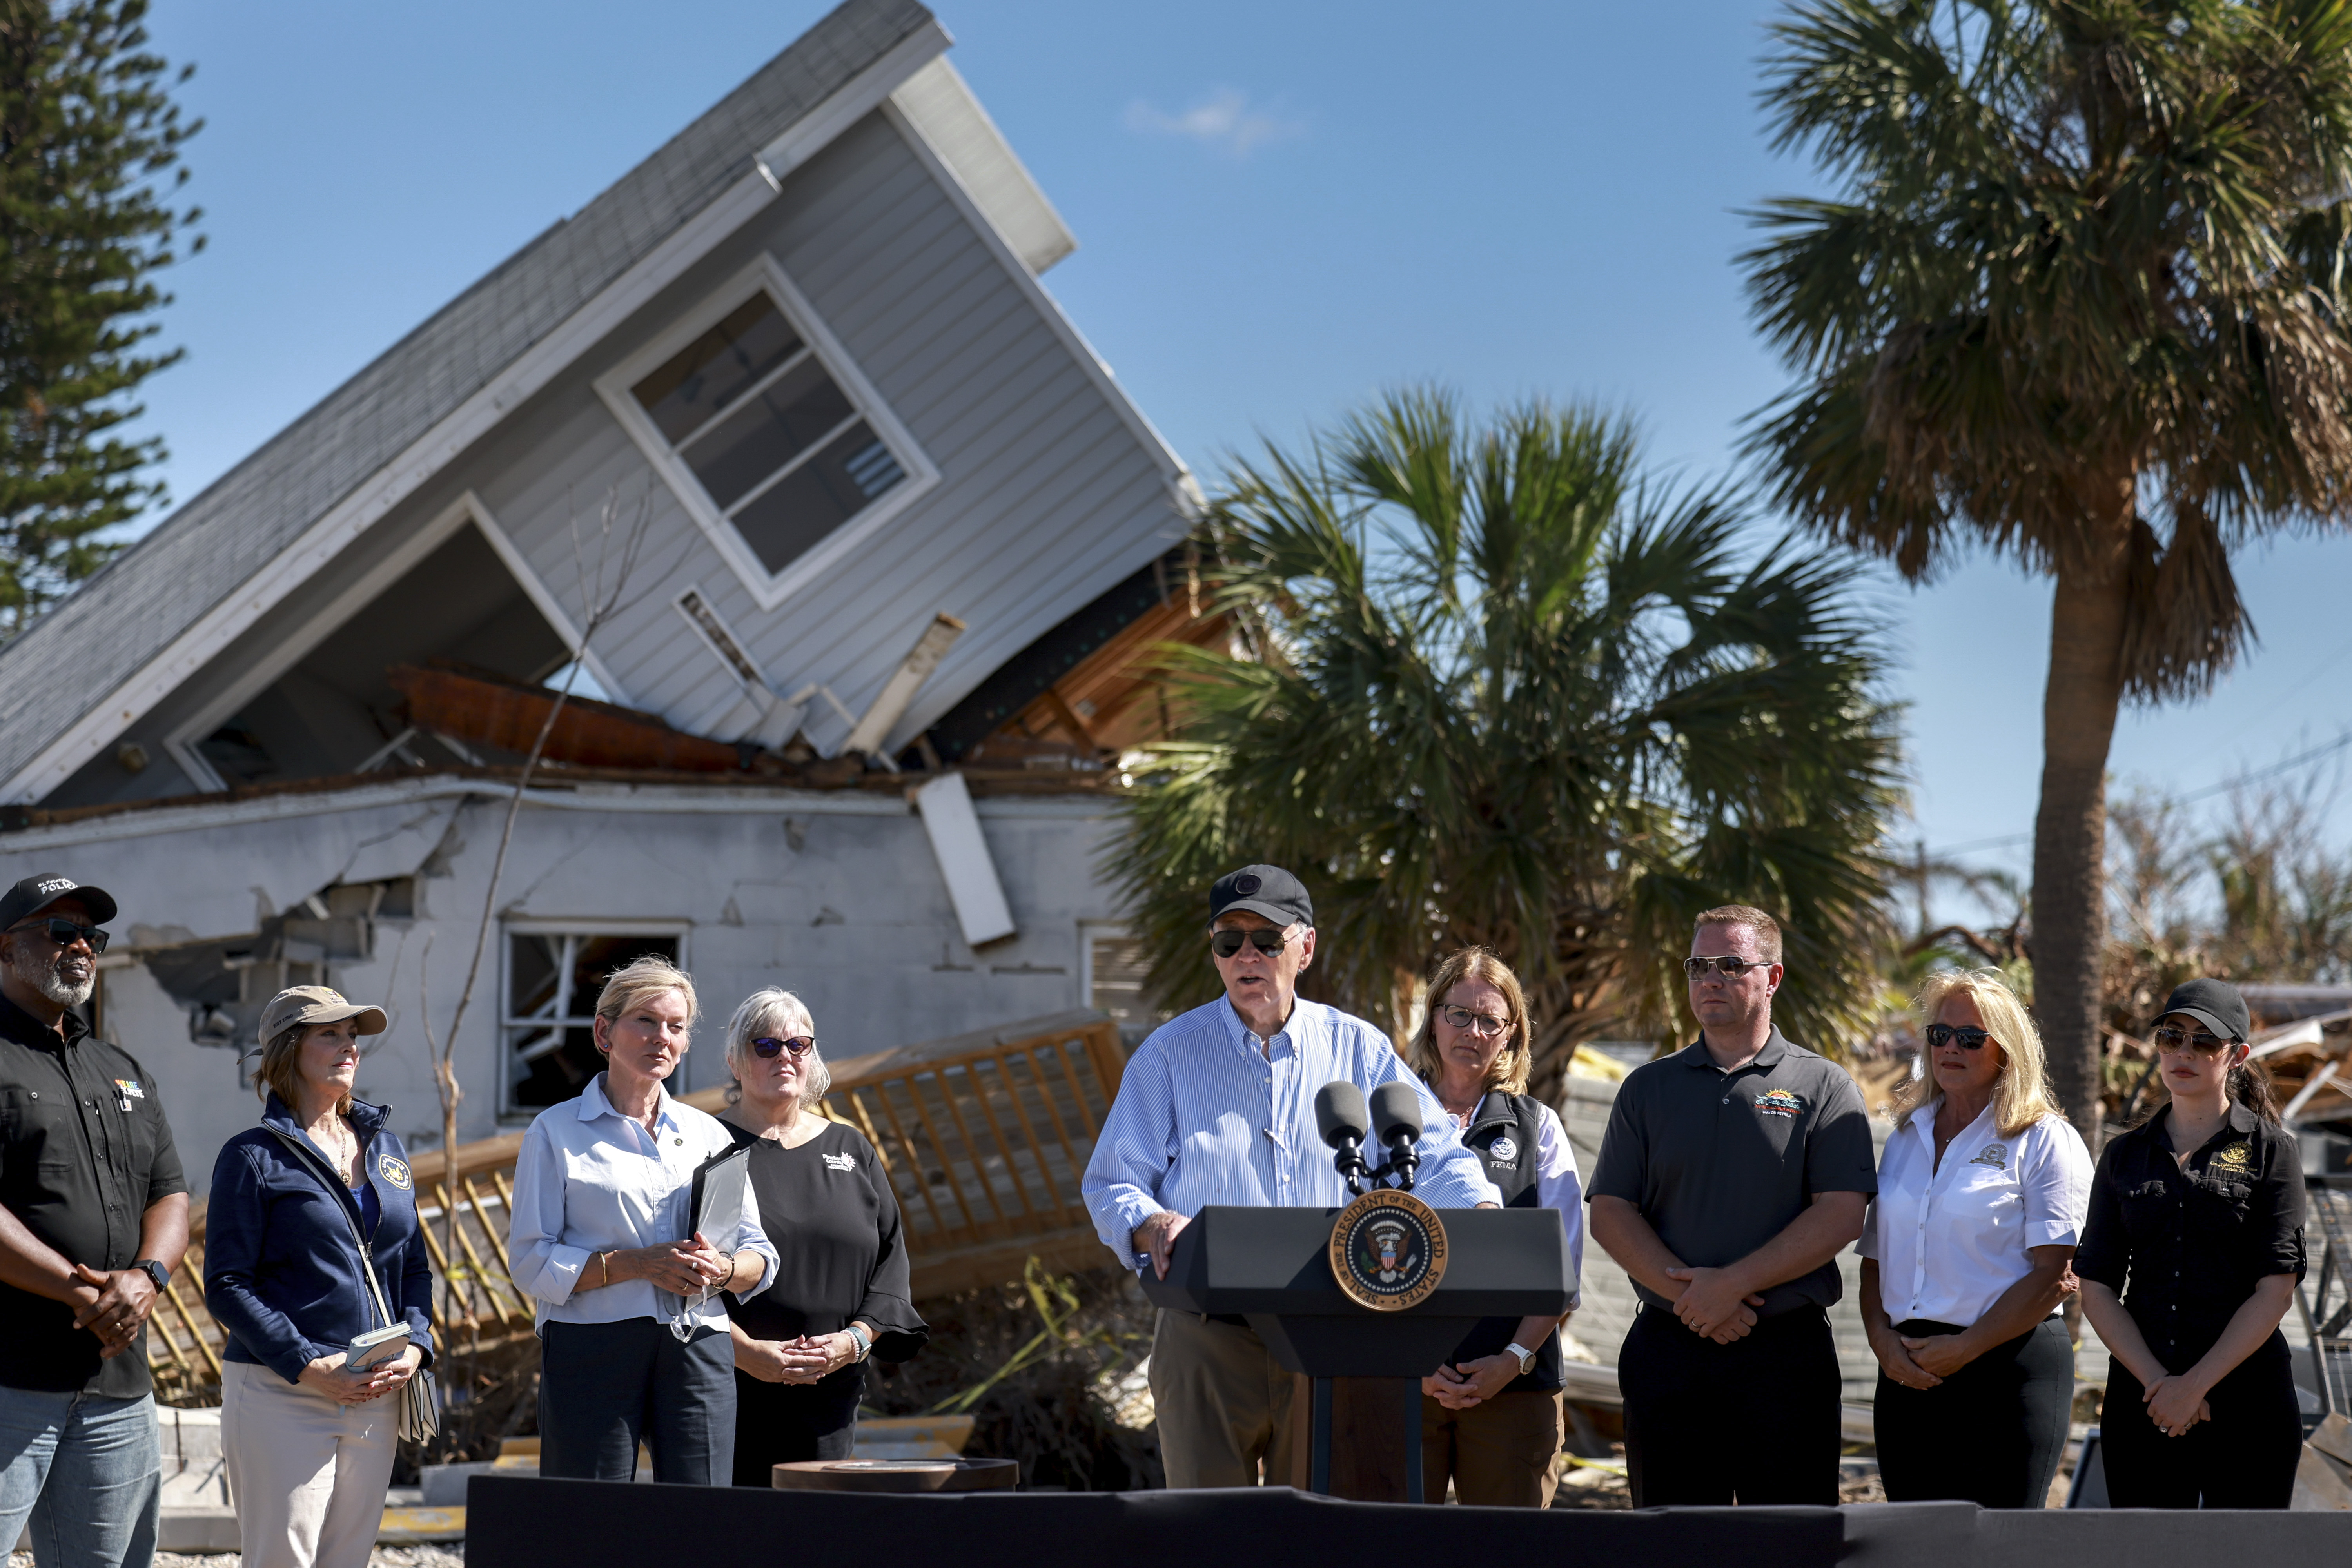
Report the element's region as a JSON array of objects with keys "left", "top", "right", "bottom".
[
  {"left": 0, "top": 993, "right": 186, "bottom": 1395},
  {"left": 2075, "top": 1101, "right": 2305, "bottom": 1368},
  {"left": 1588, "top": 1027, "right": 1877, "bottom": 1317}
]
